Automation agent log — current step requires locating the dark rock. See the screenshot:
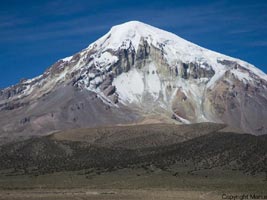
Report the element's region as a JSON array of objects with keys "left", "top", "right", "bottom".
[
  {"left": 112, "top": 94, "right": 119, "bottom": 104},
  {"left": 100, "top": 74, "right": 114, "bottom": 91},
  {"left": 174, "top": 66, "right": 178, "bottom": 76},
  {"left": 181, "top": 63, "right": 188, "bottom": 79},
  {"left": 1, "top": 102, "right": 29, "bottom": 111},
  {"left": 20, "top": 117, "right": 31, "bottom": 124},
  {"left": 217, "top": 59, "right": 237, "bottom": 67},
  {"left": 104, "top": 86, "right": 116, "bottom": 96}
]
